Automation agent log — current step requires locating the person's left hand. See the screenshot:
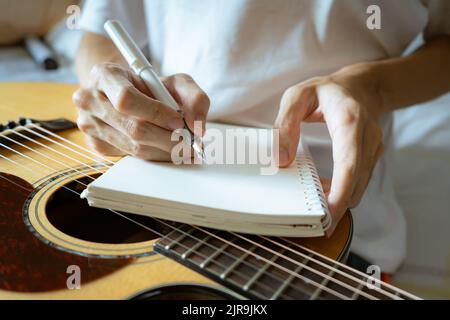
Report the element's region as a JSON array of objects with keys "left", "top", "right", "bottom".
[{"left": 274, "top": 65, "right": 385, "bottom": 235}]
